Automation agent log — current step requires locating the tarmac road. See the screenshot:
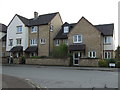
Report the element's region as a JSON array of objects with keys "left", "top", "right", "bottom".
[{"left": 2, "top": 64, "right": 119, "bottom": 88}]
